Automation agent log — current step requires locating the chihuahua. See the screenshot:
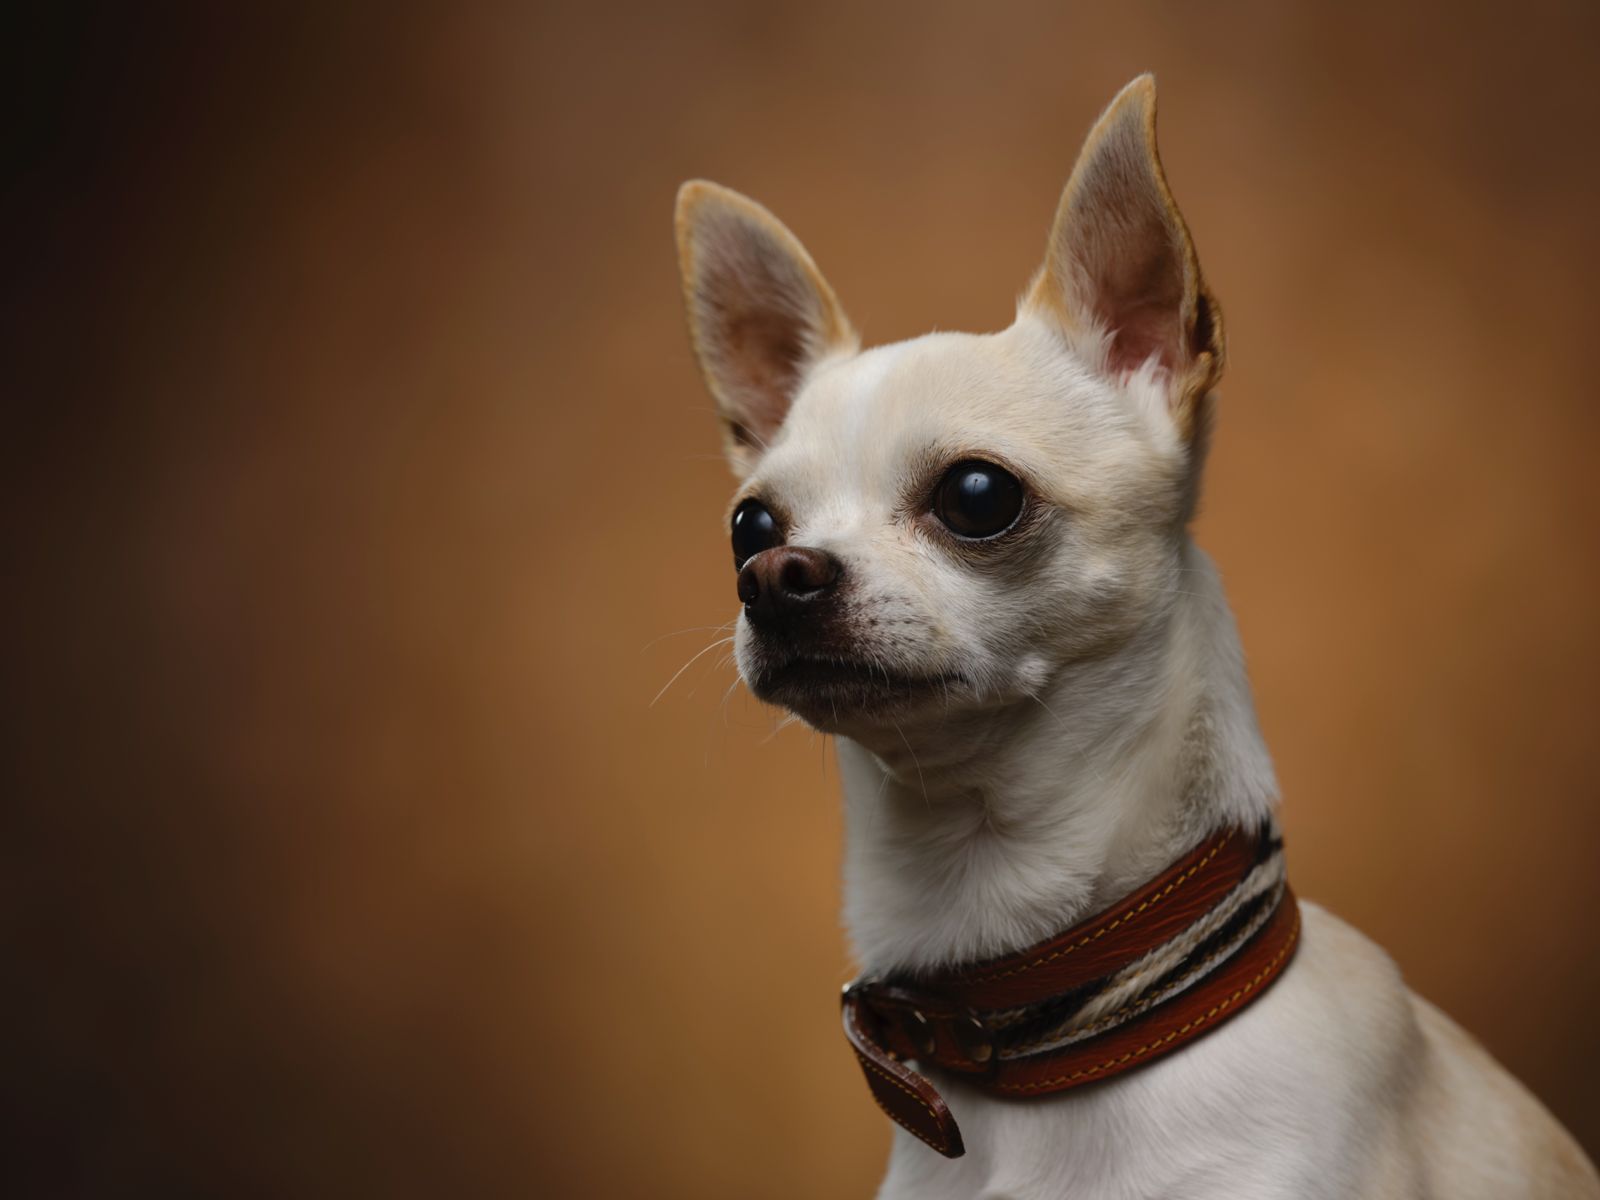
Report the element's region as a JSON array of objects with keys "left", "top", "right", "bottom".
[{"left": 673, "top": 75, "right": 1598, "bottom": 1199}]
